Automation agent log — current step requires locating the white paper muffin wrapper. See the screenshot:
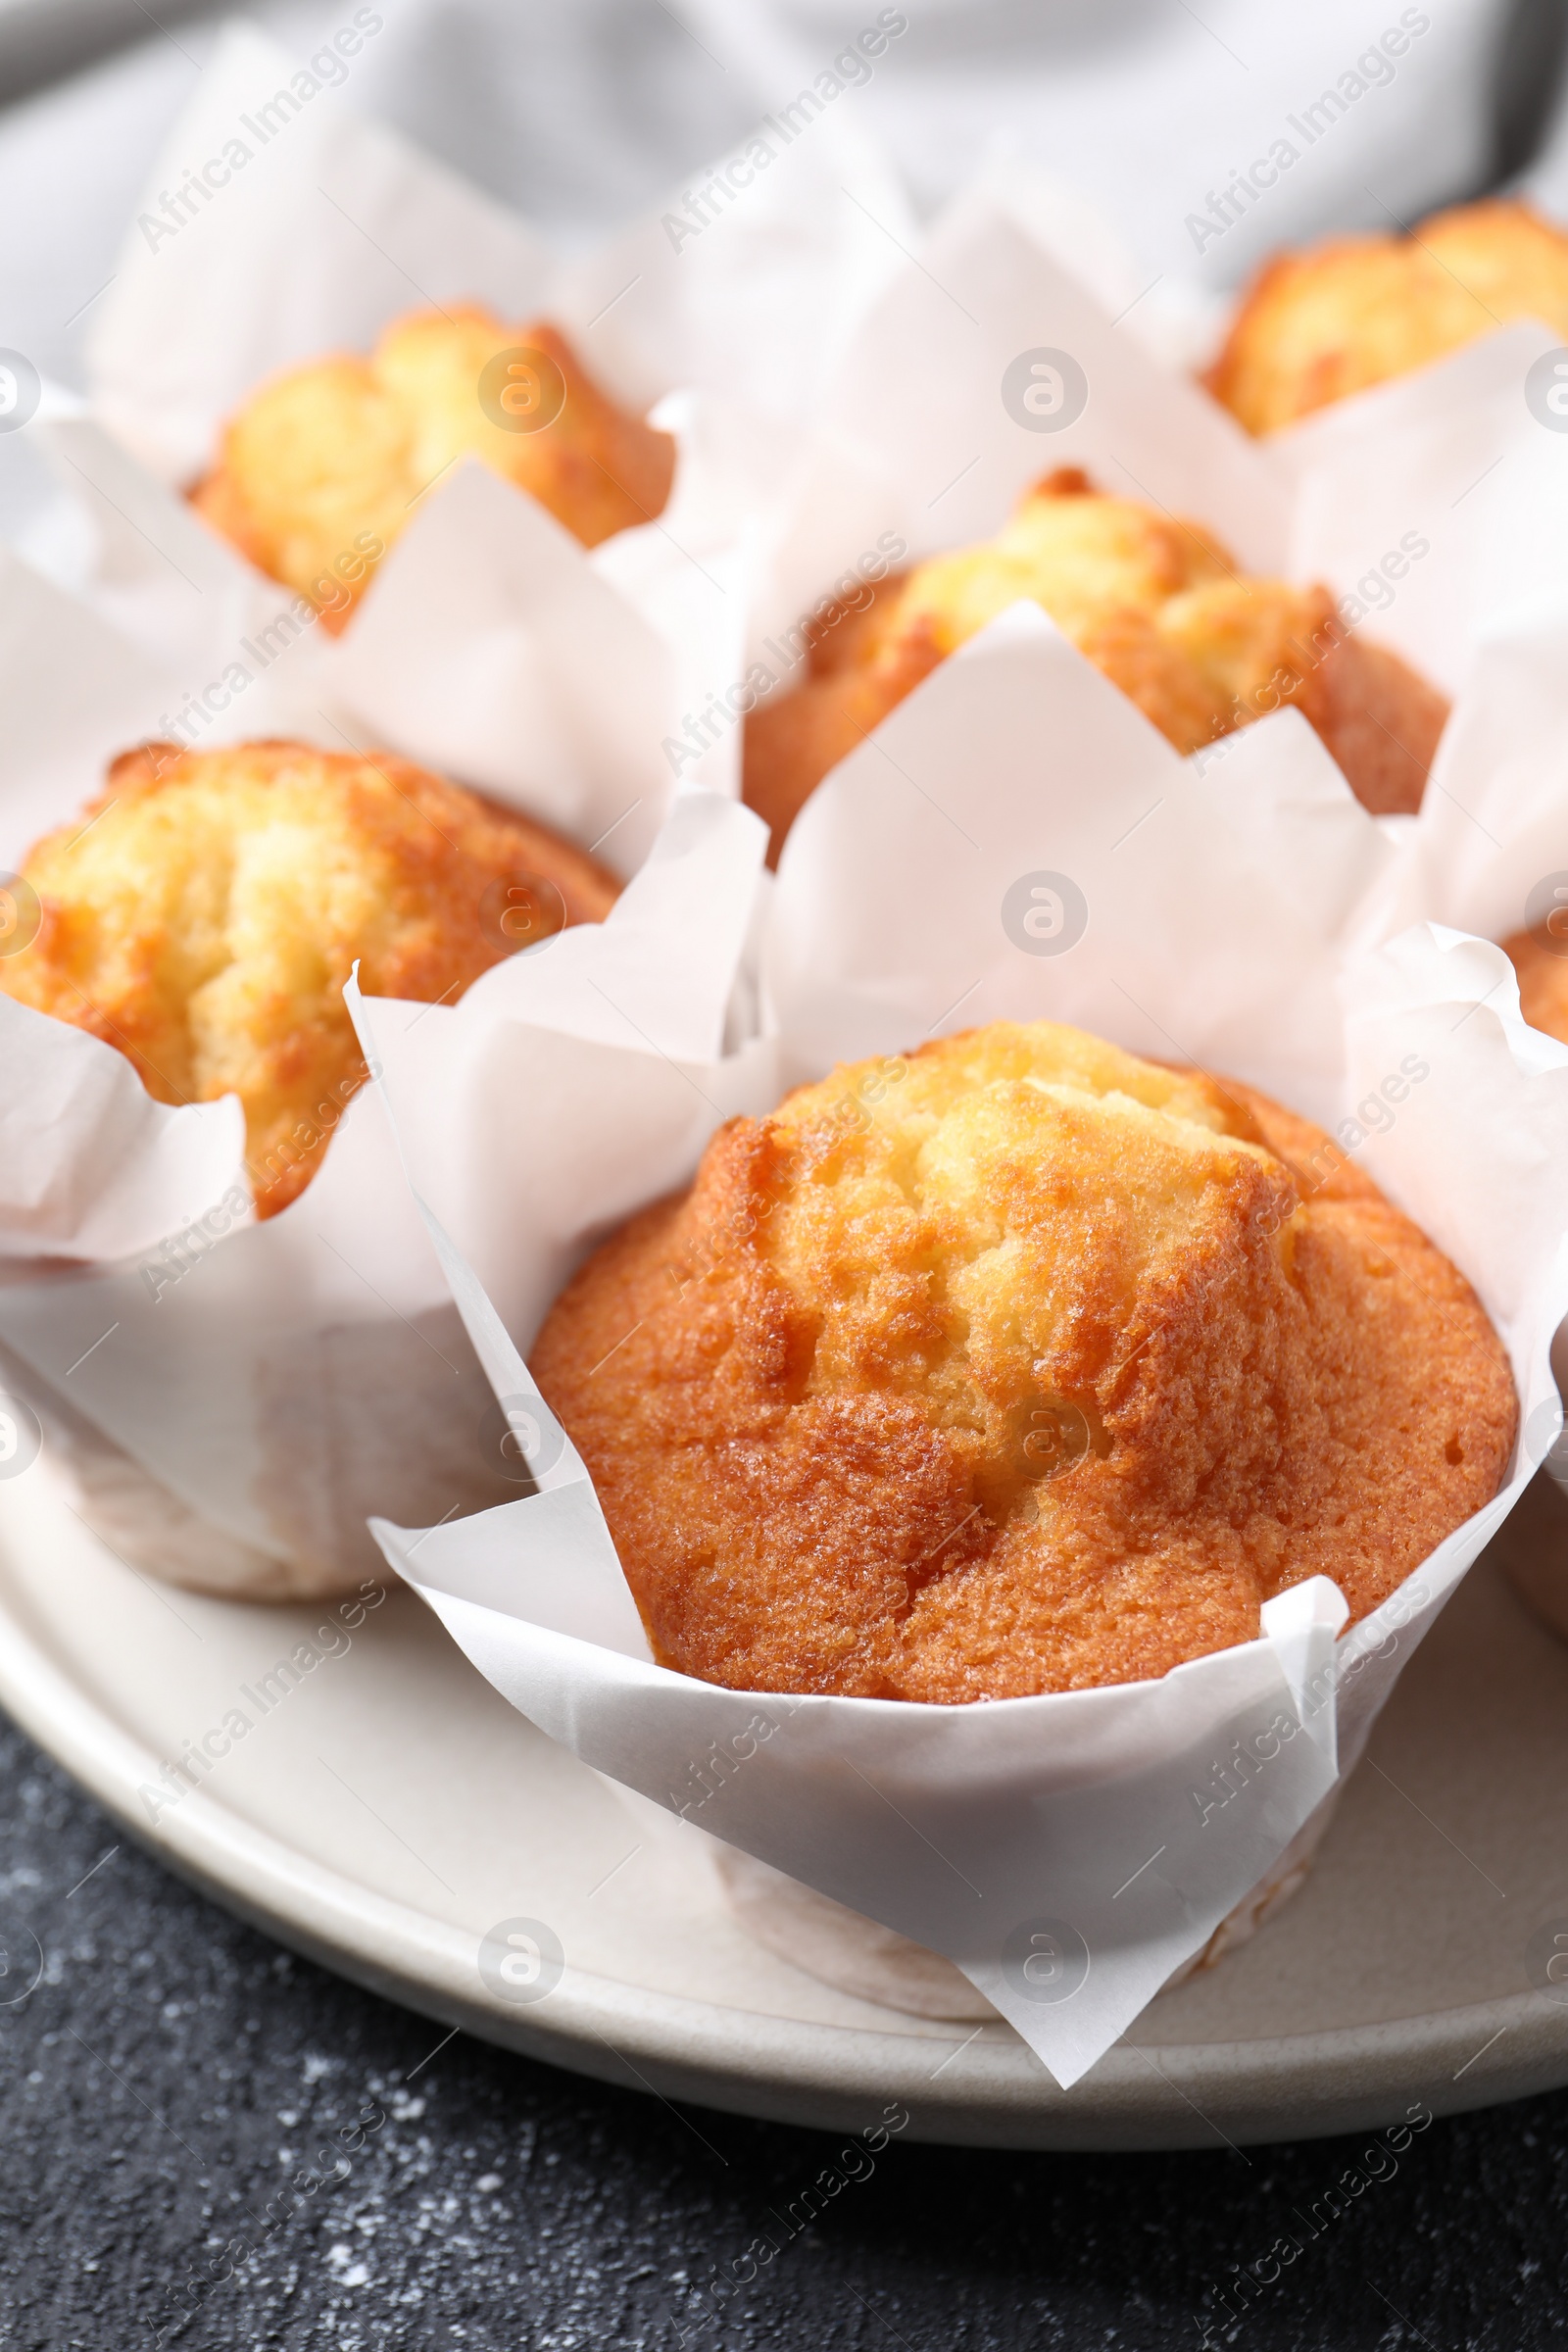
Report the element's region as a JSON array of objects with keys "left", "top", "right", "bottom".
[
  {"left": 709, "top": 1779, "right": 1349, "bottom": 2024},
  {"left": 340, "top": 686, "right": 1568, "bottom": 2082}
]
